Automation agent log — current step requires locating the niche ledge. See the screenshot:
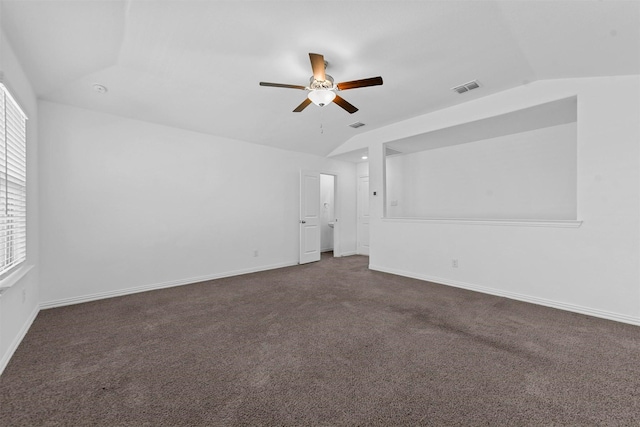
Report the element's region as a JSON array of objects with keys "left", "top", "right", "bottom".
[{"left": 382, "top": 217, "right": 583, "bottom": 228}]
